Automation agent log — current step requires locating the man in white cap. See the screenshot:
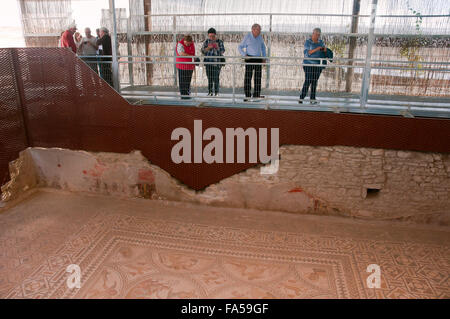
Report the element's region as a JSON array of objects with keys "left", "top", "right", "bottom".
[{"left": 60, "top": 21, "right": 78, "bottom": 53}]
